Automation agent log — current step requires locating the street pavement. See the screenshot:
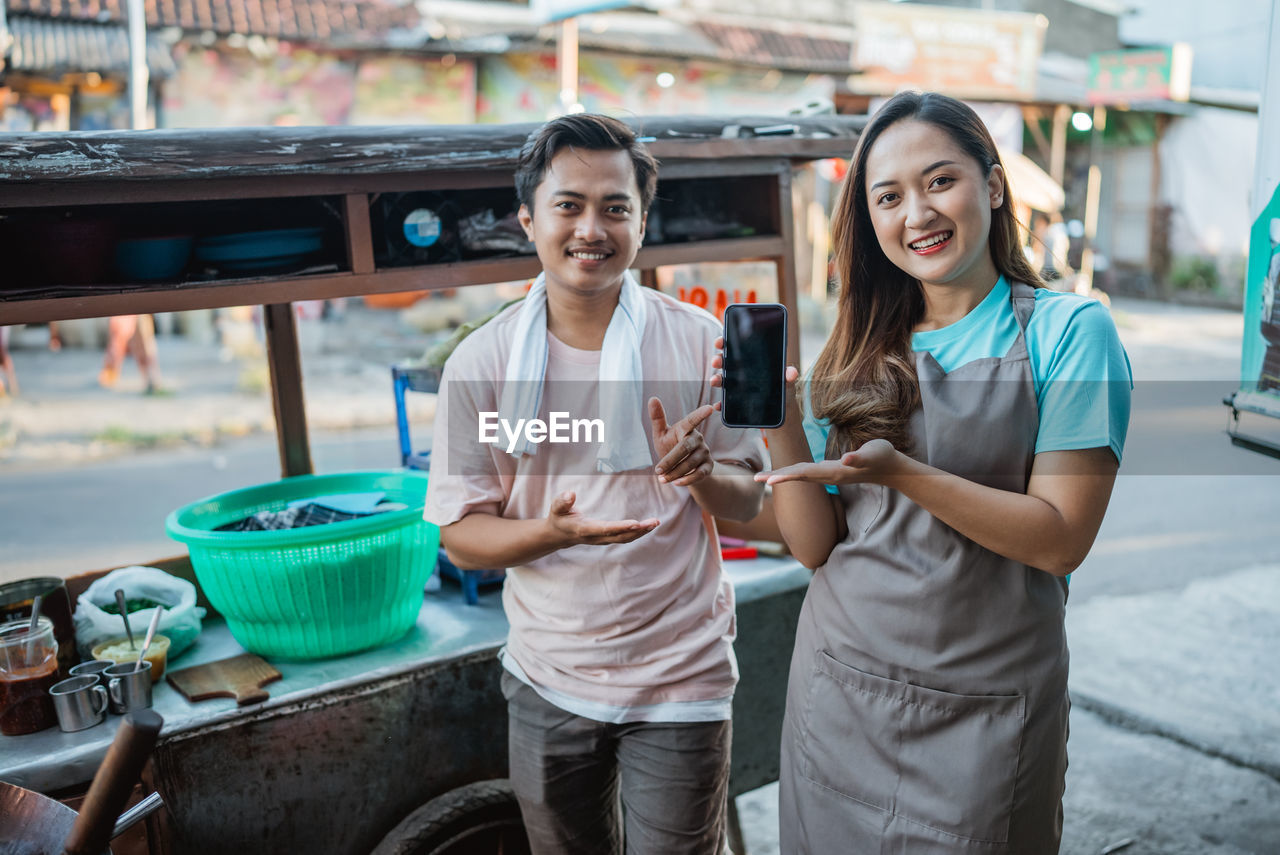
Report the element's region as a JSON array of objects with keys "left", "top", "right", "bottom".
[{"left": 1, "top": 294, "right": 1278, "bottom": 854}]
